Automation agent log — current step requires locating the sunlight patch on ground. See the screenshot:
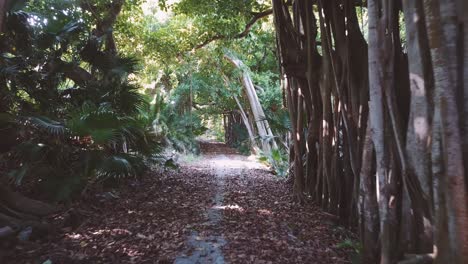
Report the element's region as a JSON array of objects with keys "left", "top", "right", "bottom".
[
  {"left": 257, "top": 209, "right": 273, "bottom": 216},
  {"left": 209, "top": 156, "right": 267, "bottom": 170},
  {"left": 212, "top": 204, "right": 244, "bottom": 212},
  {"left": 65, "top": 233, "right": 82, "bottom": 240},
  {"left": 91, "top": 228, "right": 132, "bottom": 236}
]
